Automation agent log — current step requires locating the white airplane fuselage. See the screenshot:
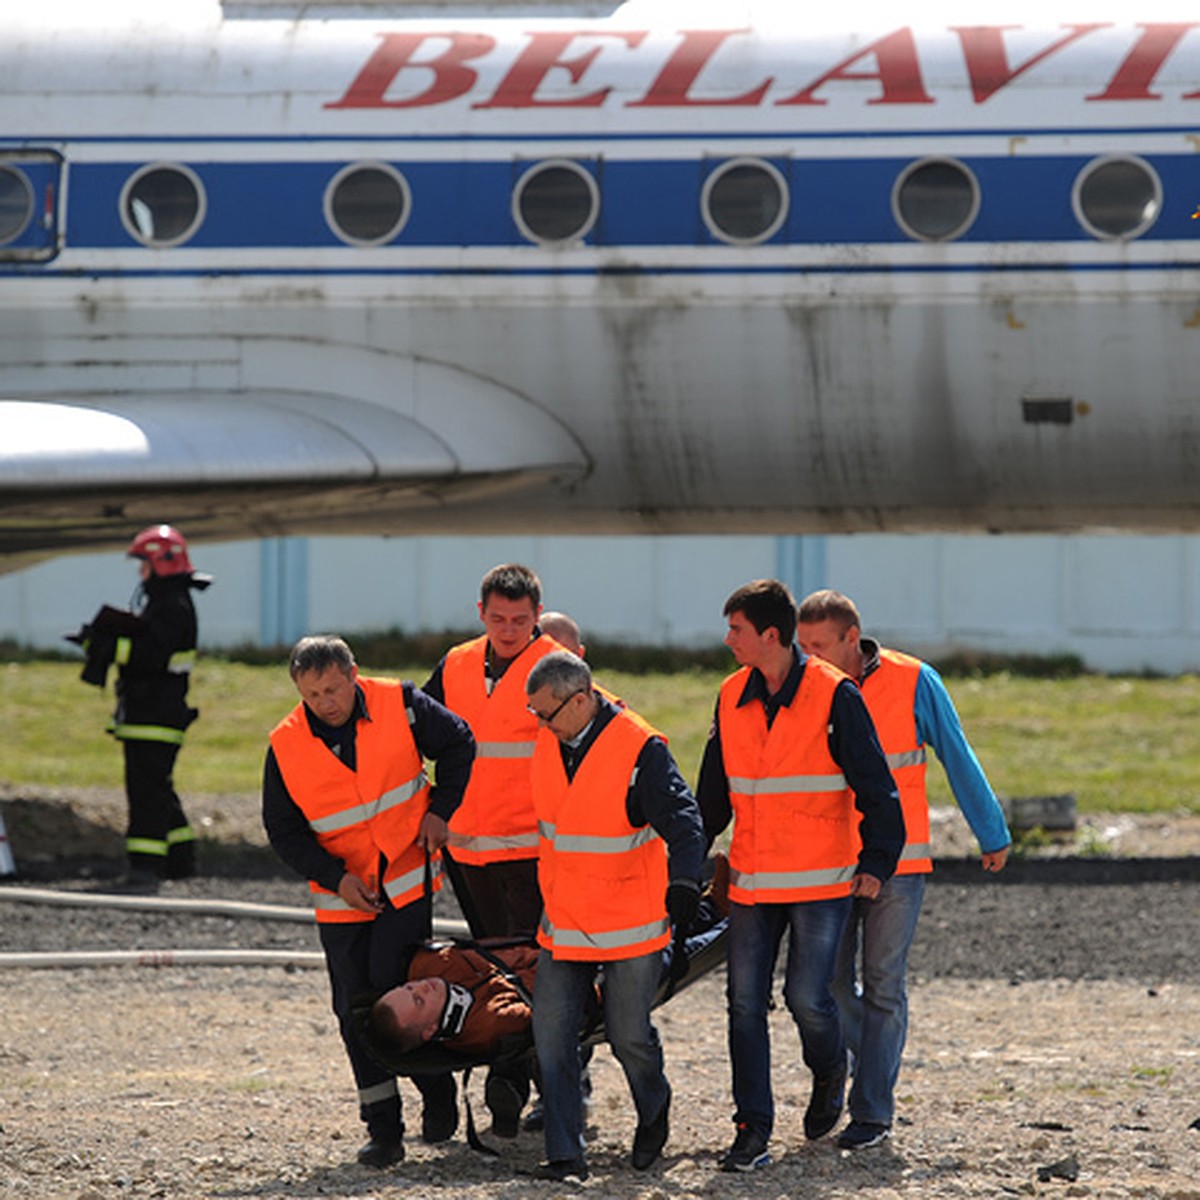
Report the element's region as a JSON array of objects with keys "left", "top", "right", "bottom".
[{"left": 2, "top": 3, "right": 1199, "bottom": 558}]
